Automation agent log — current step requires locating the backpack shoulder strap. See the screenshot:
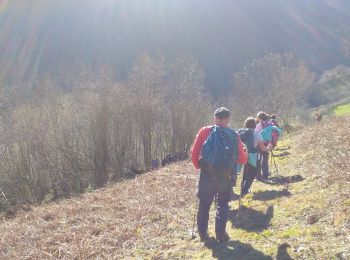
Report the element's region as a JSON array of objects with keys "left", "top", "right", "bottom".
[{"left": 227, "top": 128, "right": 239, "bottom": 161}]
